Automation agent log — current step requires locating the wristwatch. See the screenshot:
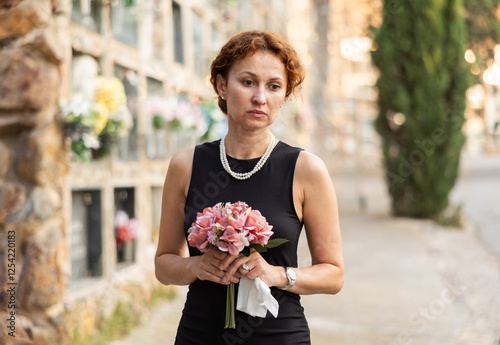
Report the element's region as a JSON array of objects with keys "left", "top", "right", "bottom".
[{"left": 279, "top": 267, "right": 296, "bottom": 290}]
